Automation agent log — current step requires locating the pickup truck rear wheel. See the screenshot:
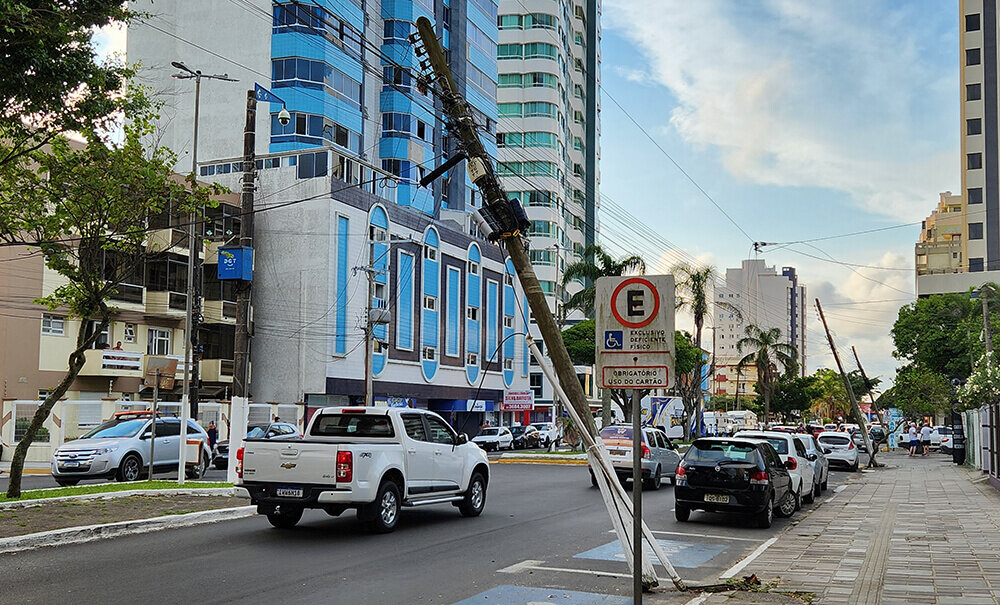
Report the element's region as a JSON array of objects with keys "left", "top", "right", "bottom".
[
  {"left": 459, "top": 472, "right": 487, "bottom": 517},
  {"left": 361, "top": 480, "right": 401, "bottom": 533},
  {"left": 266, "top": 505, "right": 303, "bottom": 529}
]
